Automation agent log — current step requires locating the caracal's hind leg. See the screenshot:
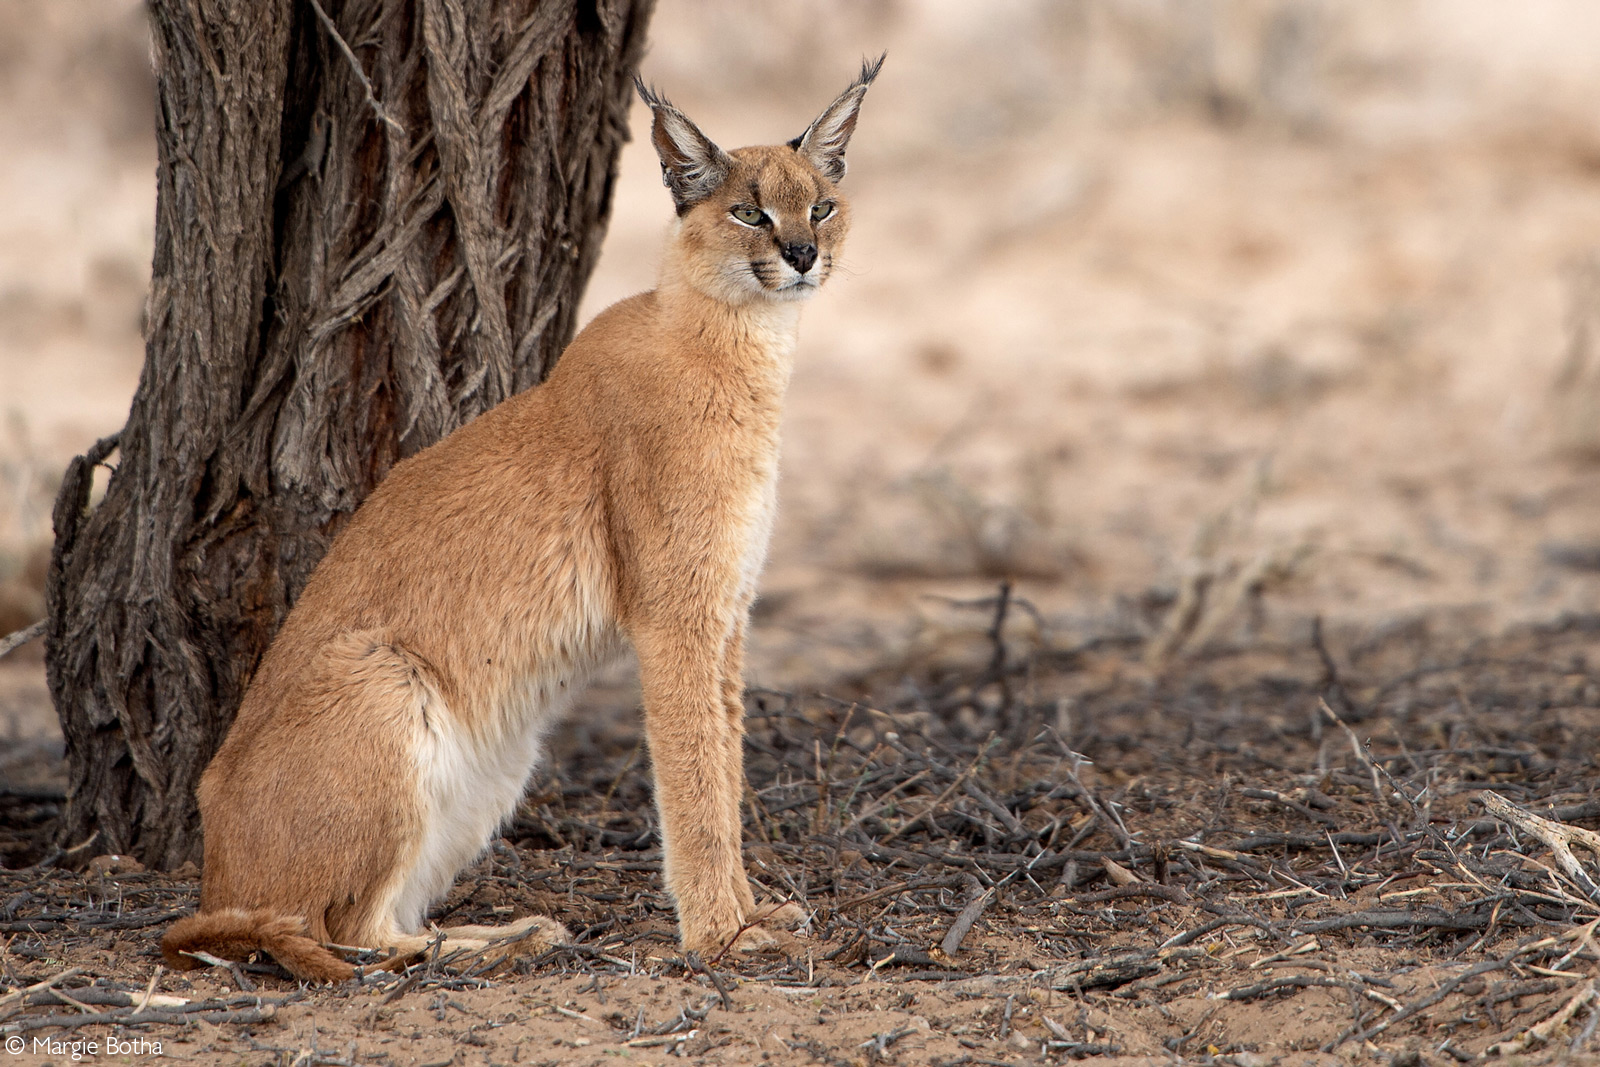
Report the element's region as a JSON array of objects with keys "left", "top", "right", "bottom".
[{"left": 376, "top": 915, "right": 570, "bottom": 974}]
